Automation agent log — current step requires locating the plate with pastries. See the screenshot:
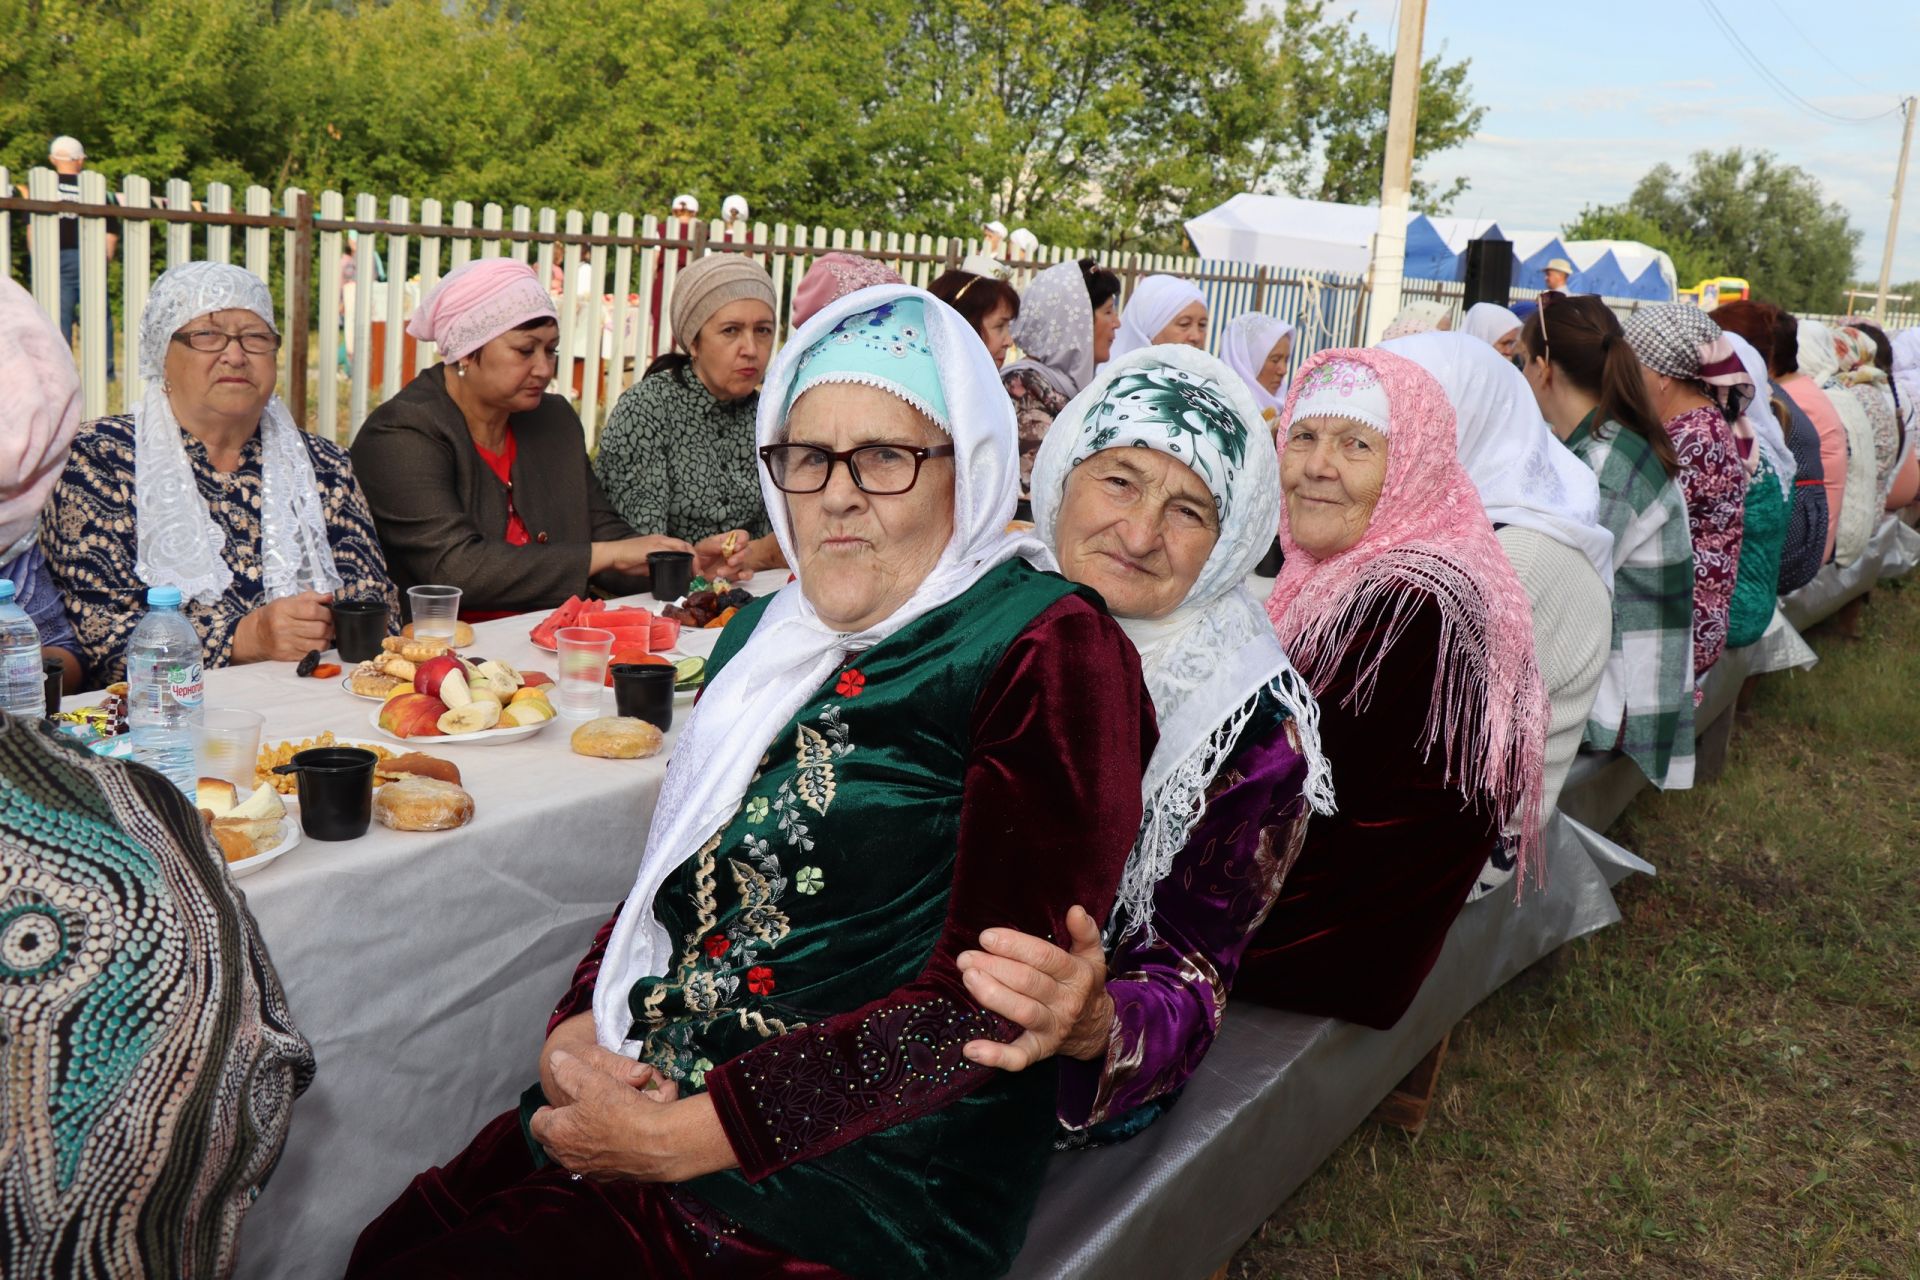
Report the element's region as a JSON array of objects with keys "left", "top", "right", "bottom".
[
  {"left": 342, "top": 634, "right": 466, "bottom": 701},
  {"left": 198, "top": 777, "right": 300, "bottom": 878}
]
